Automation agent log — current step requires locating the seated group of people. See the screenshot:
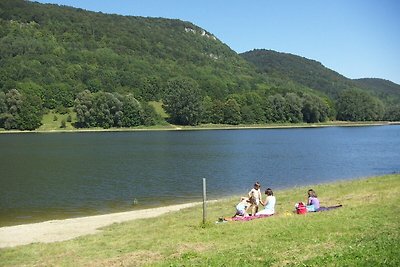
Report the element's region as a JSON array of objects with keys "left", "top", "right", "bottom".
[{"left": 233, "top": 182, "right": 320, "bottom": 218}]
